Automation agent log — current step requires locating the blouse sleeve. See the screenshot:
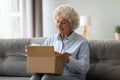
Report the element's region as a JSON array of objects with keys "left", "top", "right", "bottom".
[{"left": 66, "top": 40, "right": 90, "bottom": 75}]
